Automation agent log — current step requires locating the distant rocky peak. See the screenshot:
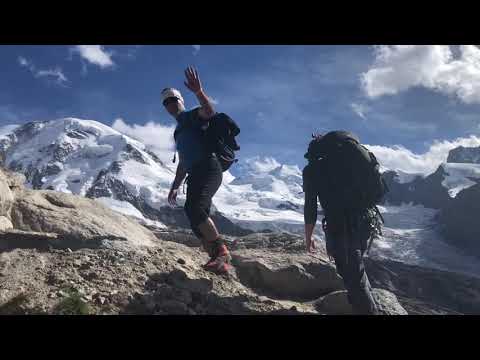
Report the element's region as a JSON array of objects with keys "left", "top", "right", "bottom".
[{"left": 447, "top": 145, "right": 480, "bottom": 164}]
